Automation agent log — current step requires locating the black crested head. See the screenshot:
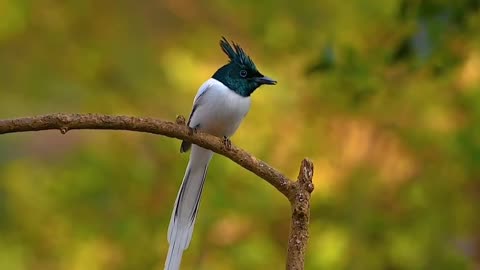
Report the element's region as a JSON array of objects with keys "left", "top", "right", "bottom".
[
  {"left": 212, "top": 37, "right": 276, "bottom": 97},
  {"left": 219, "top": 37, "right": 257, "bottom": 72}
]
